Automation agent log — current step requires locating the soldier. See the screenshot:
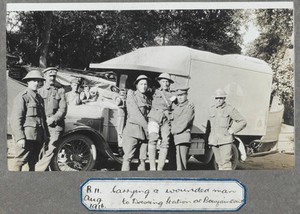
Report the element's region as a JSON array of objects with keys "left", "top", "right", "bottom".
[
  {"left": 80, "top": 85, "right": 91, "bottom": 103},
  {"left": 35, "top": 67, "right": 67, "bottom": 171},
  {"left": 208, "top": 89, "right": 247, "bottom": 170},
  {"left": 10, "top": 70, "right": 49, "bottom": 171},
  {"left": 147, "top": 73, "right": 176, "bottom": 171},
  {"left": 88, "top": 86, "right": 99, "bottom": 102},
  {"left": 171, "top": 87, "right": 195, "bottom": 171},
  {"left": 66, "top": 78, "right": 82, "bottom": 105},
  {"left": 121, "top": 75, "right": 151, "bottom": 171}
]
